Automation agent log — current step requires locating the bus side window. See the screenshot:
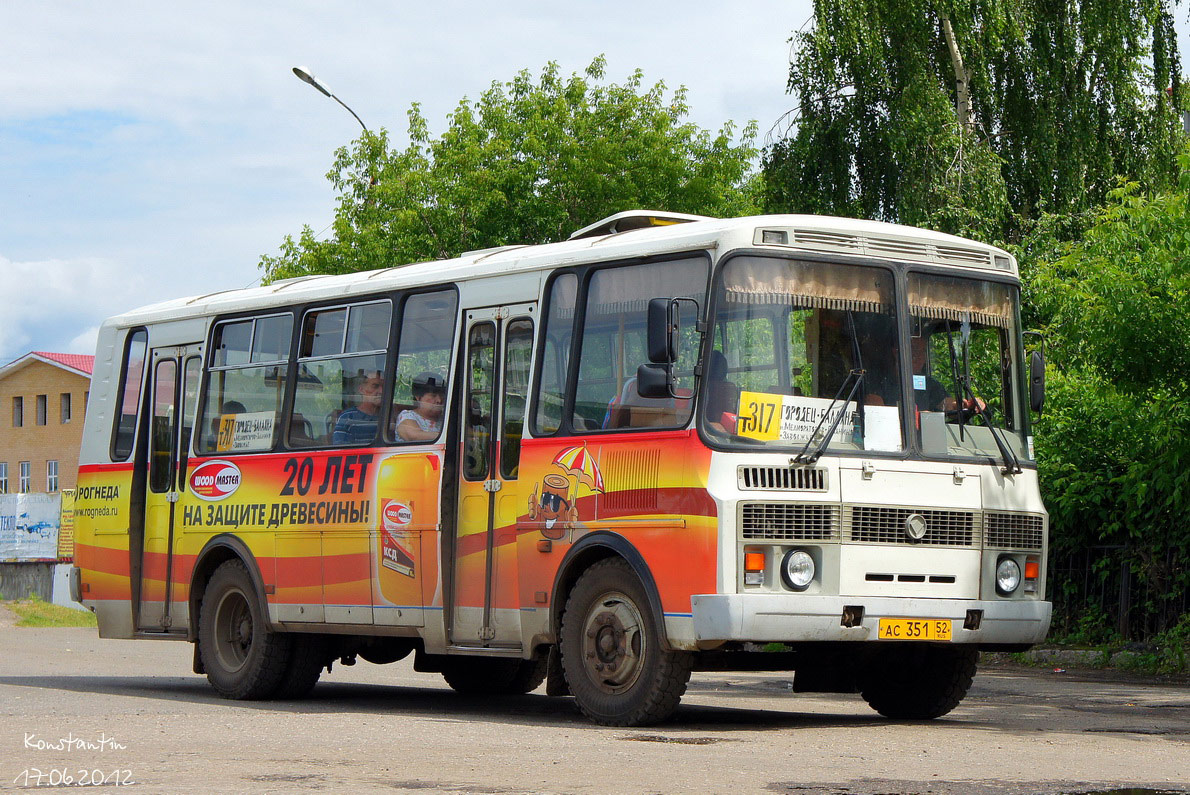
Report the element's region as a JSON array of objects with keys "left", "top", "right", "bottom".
[
  {"left": 533, "top": 273, "right": 577, "bottom": 436},
  {"left": 291, "top": 301, "right": 391, "bottom": 448},
  {"left": 111, "top": 328, "right": 148, "bottom": 461},
  {"left": 571, "top": 258, "right": 707, "bottom": 431},
  {"left": 388, "top": 289, "right": 457, "bottom": 444},
  {"left": 196, "top": 314, "right": 293, "bottom": 454}
]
